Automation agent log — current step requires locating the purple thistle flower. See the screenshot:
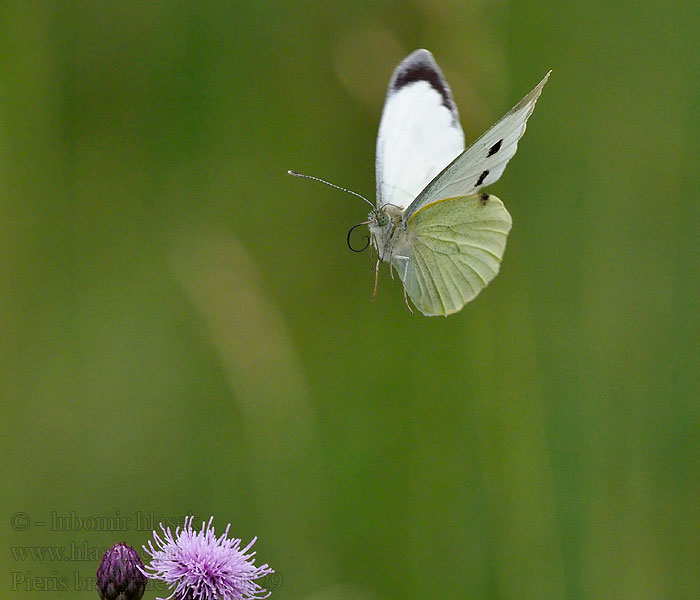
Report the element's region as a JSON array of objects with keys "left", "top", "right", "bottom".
[{"left": 141, "top": 516, "right": 274, "bottom": 600}]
